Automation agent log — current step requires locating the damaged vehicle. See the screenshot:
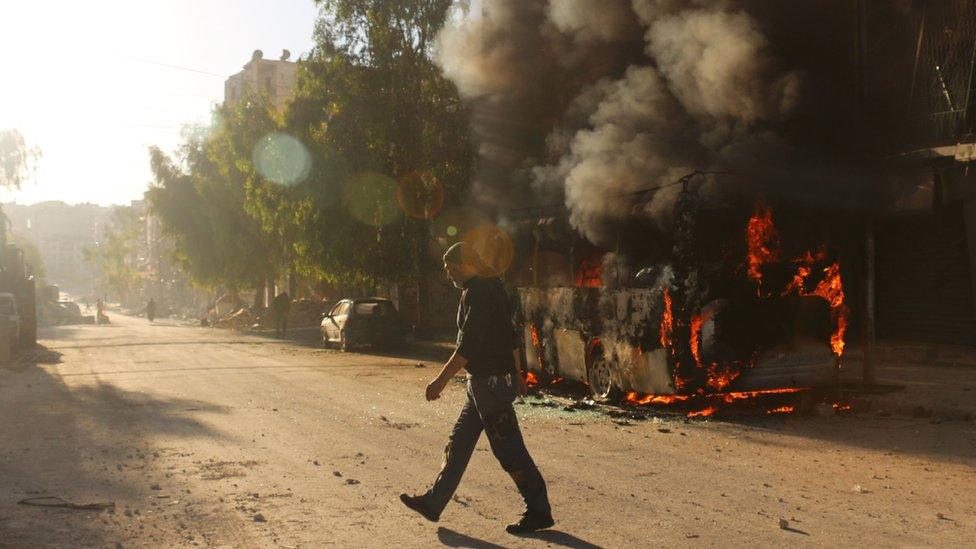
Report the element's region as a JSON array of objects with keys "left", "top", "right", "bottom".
[
  {"left": 513, "top": 182, "right": 849, "bottom": 402},
  {"left": 321, "top": 298, "right": 406, "bottom": 352}
]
